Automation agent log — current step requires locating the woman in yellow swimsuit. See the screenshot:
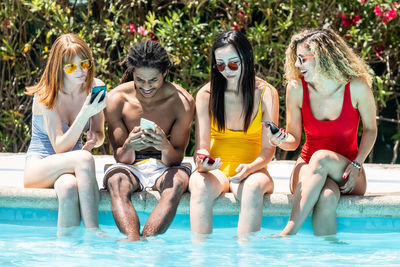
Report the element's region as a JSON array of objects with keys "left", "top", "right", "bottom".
[{"left": 189, "top": 31, "right": 279, "bottom": 237}]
